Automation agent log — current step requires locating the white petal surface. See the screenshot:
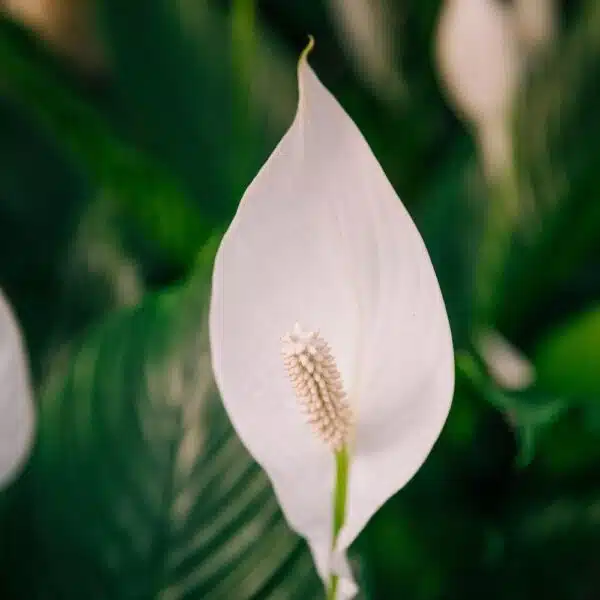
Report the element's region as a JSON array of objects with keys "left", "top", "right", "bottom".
[
  {"left": 0, "top": 289, "right": 35, "bottom": 488},
  {"left": 210, "top": 45, "right": 453, "bottom": 596}
]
